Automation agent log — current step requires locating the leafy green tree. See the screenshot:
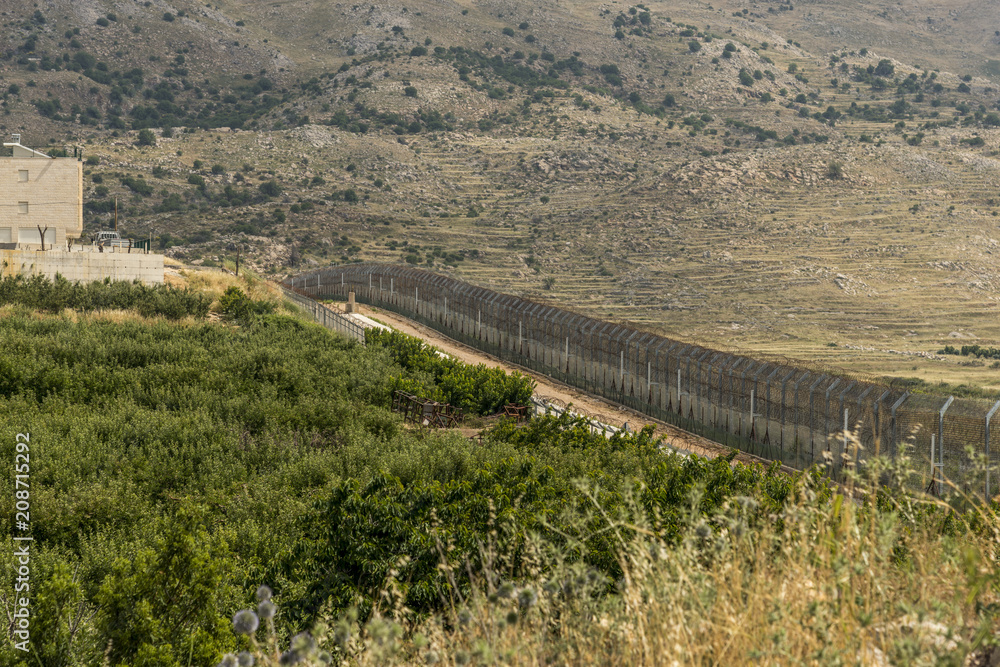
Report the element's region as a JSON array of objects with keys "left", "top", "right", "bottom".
[
  {"left": 136, "top": 128, "right": 156, "bottom": 146},
  {"left": 96, "top": 508, "right": 236, "bottom": 666},
  {"left": 874, "top": 59, "right": 894, "bottom": 77},
  {"left": 218, "top": 285, "right": 275, "bottom": 323},
  {"left": 24, "top": 562, "right": 101, "bottom": 666},
  {"left": 258, "top": 179, "right": 282, "bottom": 198}
]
